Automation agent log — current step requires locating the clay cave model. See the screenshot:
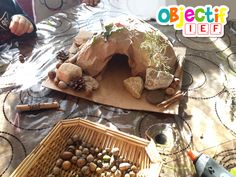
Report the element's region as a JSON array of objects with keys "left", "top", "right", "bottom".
[{"left": 48, "top": 18, "right": 180, "bottom": 105}]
